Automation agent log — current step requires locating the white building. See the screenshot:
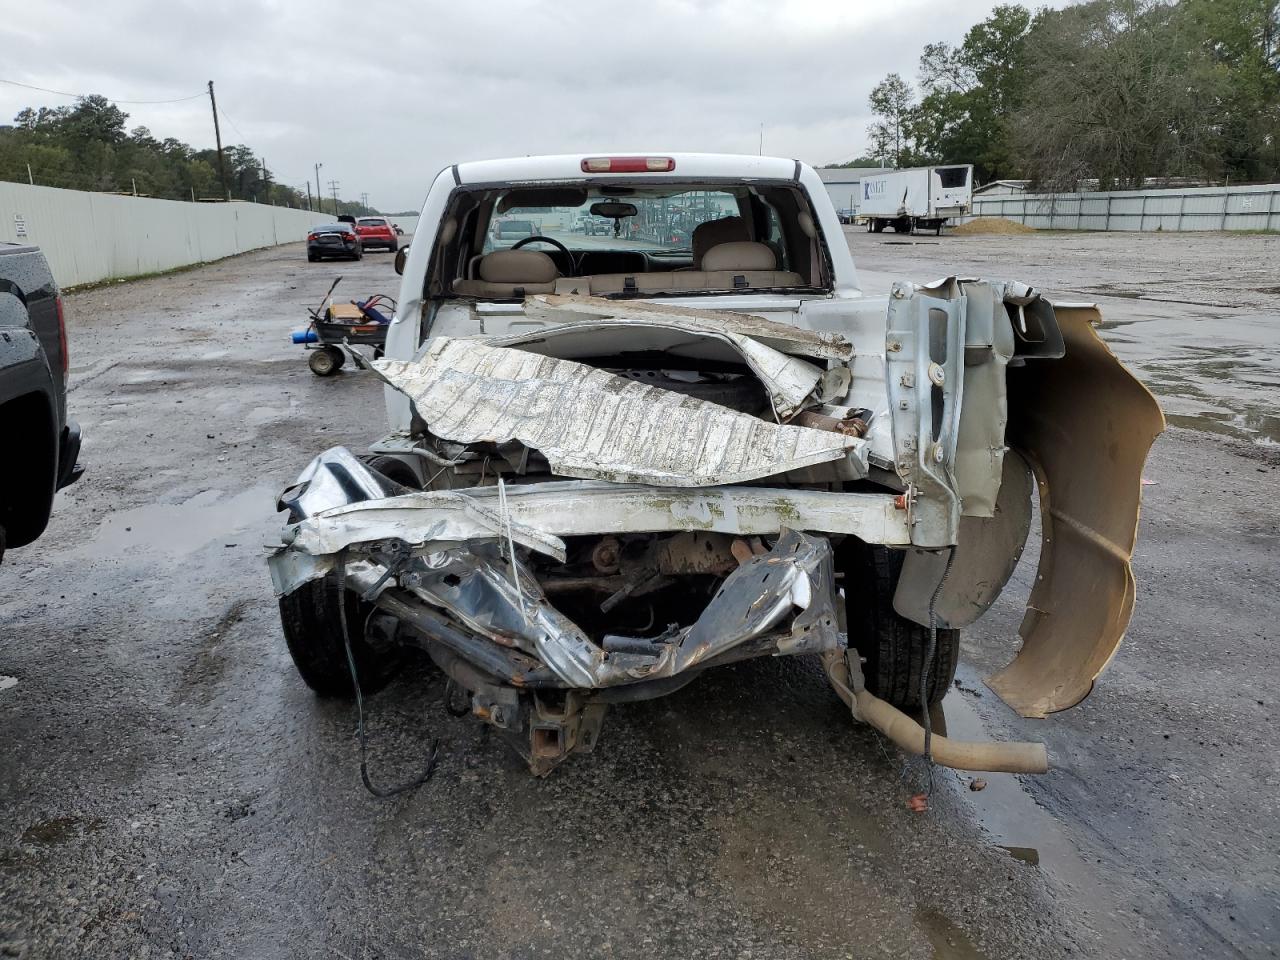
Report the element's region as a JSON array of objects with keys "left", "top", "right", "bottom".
[
  {"left": 816, "top": 167, "right": 884, "bottom": 216},
  {"left": 973, "top": 180, "right": 1030, "bottom": 197}
]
